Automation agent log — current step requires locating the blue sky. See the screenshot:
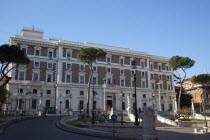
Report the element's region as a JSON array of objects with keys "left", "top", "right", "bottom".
[{"left": 0, "top": 0, "right": 209, "bottom": 78}]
